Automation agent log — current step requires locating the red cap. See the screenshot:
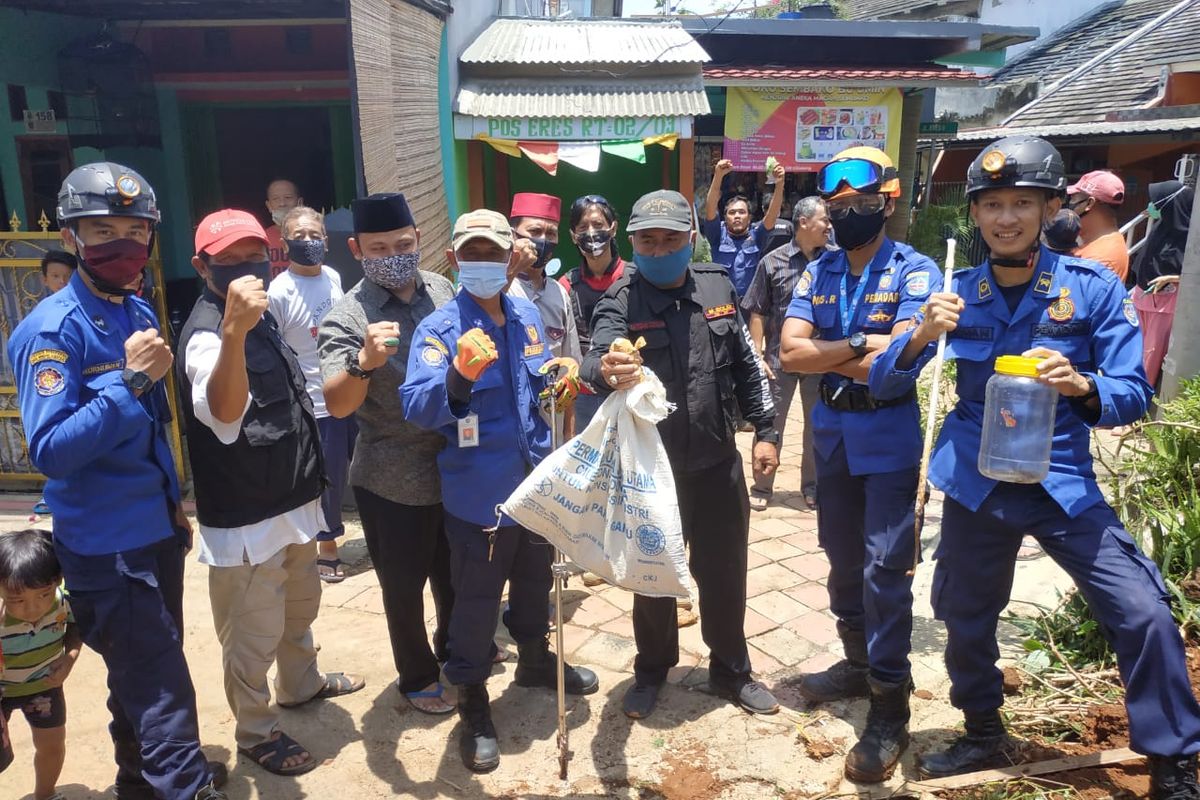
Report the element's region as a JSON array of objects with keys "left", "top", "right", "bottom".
[
  {"left": 1067, "top": 171, "right": 1125, "bottom": 205},
  {"left": 510, "top": 192, "right": 561, "bottom": 223},
  {"left": 194, "top": 209, "right": 269, "bottom": 255}
]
